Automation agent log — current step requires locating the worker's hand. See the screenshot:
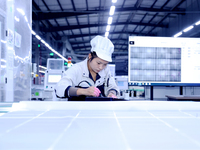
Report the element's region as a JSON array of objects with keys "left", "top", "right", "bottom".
[
  {"left": 84, "top": 86, "right": 101, "bottom": 97},
  {"left": 107, "top": 92, "right": 117, "bottom": 98}
]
